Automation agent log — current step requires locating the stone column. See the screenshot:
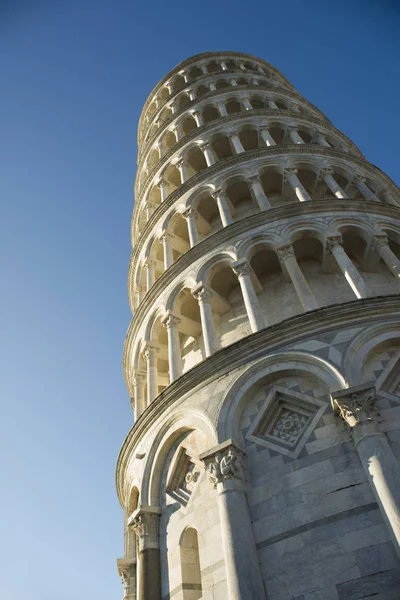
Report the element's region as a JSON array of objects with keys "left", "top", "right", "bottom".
[
  {"left": 182, "top": 207, "right": 199, "bottom": 247},
  {"left": 173, "top": 123, "right": 184, "bottom": 142},
  {"left": 260, "top": 126, "right": 276, "bottom": 147},
  {"left": 217, "top": 102, "right": 228, "bottom": 117},
  {"left": 162, "top": 312, "right": 182, "bottom": 382},
  {"left": 287, "top": 101, "right": 301, "bottom": 113},
  {"left": 247, "top": 175, "right": 270, "bottom": 210},
  {"left": 192, "top": 283, "right": 219, "bottom": 357},
  {"left": 200, "top": 63, "right": 208, "bottom": 74},
  {"left": 201, "top": 142, "right": 217, "bottom": 166},
  {"left": 315, "top": 131, "right": 331, "bottom": 147},
  {"left": 232, "top": 260, "right": 265, "bottom": 332},
  {"left": 132, "top": 370, "right": 146, "bottom": 418},
  {"left": 321, "top": 168, "right": 347, "bottom": 198},
  {"left": 221, "top": 60, "right": 228, "bottom": 71},
  {"left": 354, "top": 175, "right": 380, "bottom": 202},
  {"left": 182, "top": 70, "right": 190, "bottom": 83},
  {"left": 284, "top": 168, "right": 312, "bottom": 202},
  {"left": 200, "top": 441, "right": 267, "bottom": 600},
  {"left": 277, "top": 245, "right": 318, "bottom": 311},
  {"left": 144, "top": 343, "right": 159, "bottom": 404},
  {"left": 192, "top": 110, "right": 205, "bottom": 127},
  {"left": 267, "top": 98, "right": 278, "bottom": 109},
  {"left": 228, "top": 130, "right": 245, "bottom": 154},
  {"left": 208, "top": 82, "right": 217, "bottom": 91},
  {"left": 326, "top": 236, "right": 371, "bottom": 298},
  {"left": 373, "top": 234, "right": 400, "bottom": 280},
  {"left": 145, "top": 202, "right": 157, "bottom": 222},
  {"left": 332, "top": 384, "right": 400, "bottom": 558},
  {"left": 158, "top": 179, "right": 168, "bottom": 202},
  {"left": 187, "top": 88, "right": 196, "bottom": 101},
  {"left": 144, "top": 259, "right": 156, "bottom": 291},
  {"left": 230, "top": 78, "right": 238, "bottom": 86},
  {"left": 176, "top": 158, "right": 189, "bottom": 184},
  {"left": 130, "top": 507, "right": 162, "bottom": 600},
  {"left": 117, "top": 558, "right": 137, "bottom": 600},
  {"left": 161, "top": 232, "right": 173, "bottom": 270},
  {"left": 166, "top": 82, "right": 173, "bottom": 95},
  {"left": 241, "top": 96, "right": 253, "bottom": 110},
  {"left": 287, "top": 126, "right": 305, "bottom": 144},
  {"left": 212, "top": 188, "right": 233, "bottom": 226}
]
